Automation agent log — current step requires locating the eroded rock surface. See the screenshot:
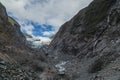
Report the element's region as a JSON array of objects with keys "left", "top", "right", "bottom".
[{"left": 49, "top": 0, "right": 120, "bottom": 80}]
